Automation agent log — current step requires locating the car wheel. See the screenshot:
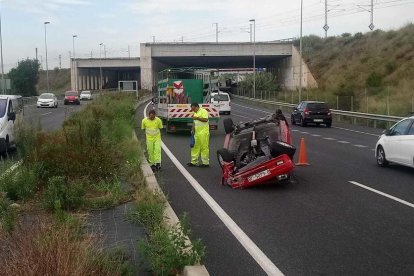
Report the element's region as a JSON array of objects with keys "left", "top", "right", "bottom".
[
  {"left": 326, "top": 122, "right": 332, "bottom": 128},
  {"left": 217, "top": 148, "right": 233, "bottom": 168},
  {"left": 376, "top": 146, "right": 388, "bottom": 167},
  {"left": 223, "top": 118, "right": 234, "bottom": 134},
  {"left": 300, "top": 116, "right": 306, "bottom": 127},
  {"left": 269, "top": 140, "right": 296, "bottom": 159}
]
